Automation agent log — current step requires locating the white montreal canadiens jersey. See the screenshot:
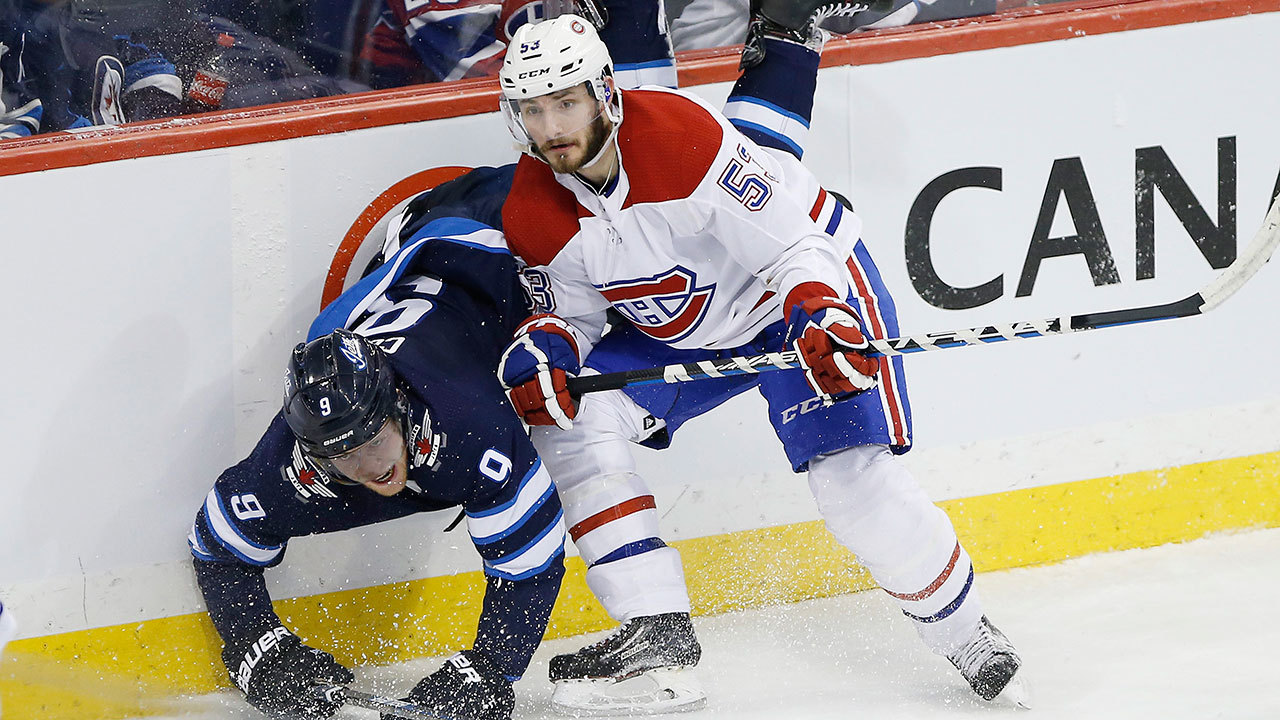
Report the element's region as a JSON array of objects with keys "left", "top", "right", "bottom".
[{"left": 502, "top": 87, "right": 861, "bottom": 353}]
